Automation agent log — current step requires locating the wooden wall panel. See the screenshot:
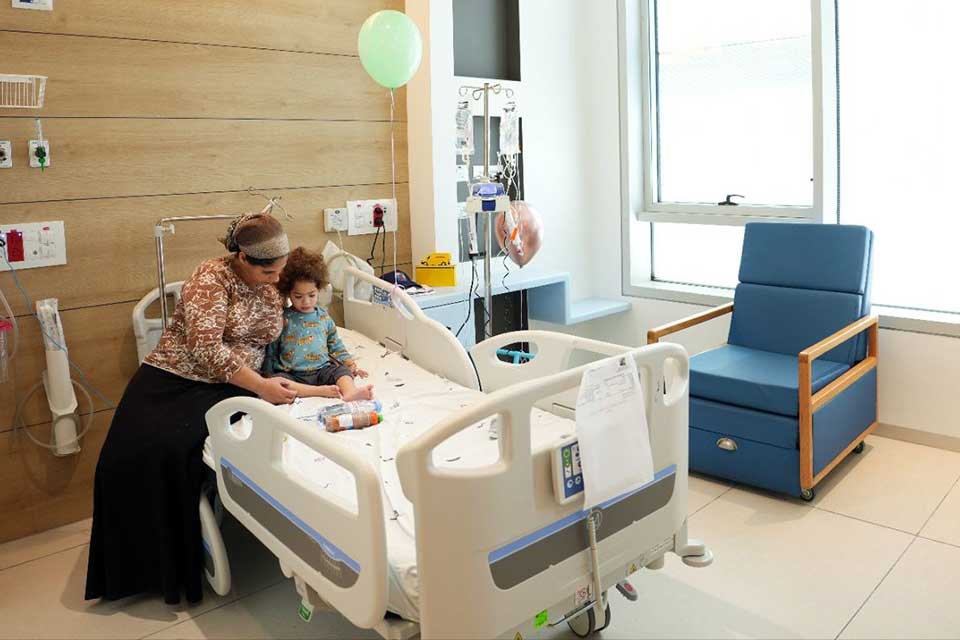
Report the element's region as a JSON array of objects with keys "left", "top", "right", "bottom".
[
  {"left": 0, "top": 119, "right": 409, "bottom": 204},
  {"left": 0, "top": 410, "right": 111, "bottom": 542},
  {"left": 0, "top": 0, "right": 402, "bottom": 55},
  {"left": 0, "top": 184, "right": 412, "bottom": 316},
  {"left": 0, "top": 1, "right": 411, "bottom": 543},
  {"left": 0, "top": 32, "right": 405, "bottom": 120}
]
